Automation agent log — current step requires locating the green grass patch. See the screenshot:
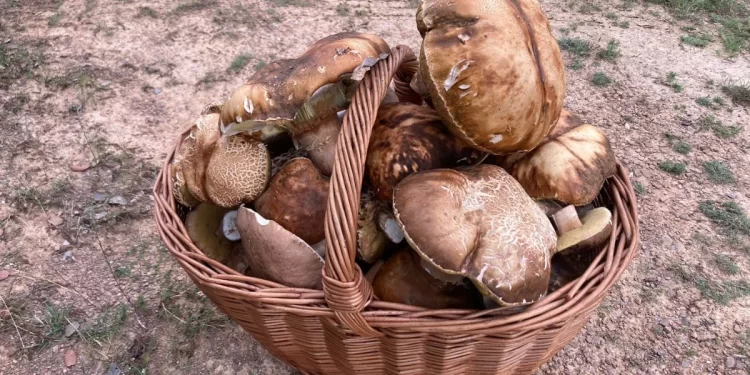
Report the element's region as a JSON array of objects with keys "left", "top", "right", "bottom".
[
  {"left": 700, "top": 200, "right": 750, "bottom": 237},
  {"left": 664, "top": 133, "right": 691, "bottom": 154},
  {"left": 715, "top": 254, "right": 741, "bottom": 275},
  {"left": 580, "top": 3, "right": 602, "bottom": 13},
  {"left": 712, "top": 14, "right": 750, "bottom": 55},
  {"left": 658, "top": 160, "right": 686, "bottom": 174},
  {"left": 558, "top": 37, "right": 593, "bottom": 58},
  {"left": 665, "top": 72, "right": 684, "bottom": 92},
  {"left": 227, "top": 53, "right": 253, "bottom": 73},
  {"left": 597, "top": 40, "right": 621, "bottom": 61},
  {"left": 672, "top": 264, "right": 750, "bottom": 305},
  {"left": 703, "top": 161, "right": 735, "bottom": 184},
  {"left": 592, "top": 72, "right": 613, "bottom": 87},
  {"left": 721, "top": 81, "right": 750, "bottom": 106},
  {"left": 83, "top": 304, "right": 128, "bottom": 342},
  {"left": 336, "top": 3, "right": 350, "bottom": 15},
  {"left": 681, "top": 33, "right": 714, "bottom": 47},
  {"left": 634, "top": 181, "right": 647, "bottom": 195},
  {"left": 698, "top": 115, "right": 743, "bottom": 139},
  {"left": 175, "top": 0, "right": 216, "bottom": 13},
  {"left": 136, "top": 6, "right": 159, "bottom": 18}
]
